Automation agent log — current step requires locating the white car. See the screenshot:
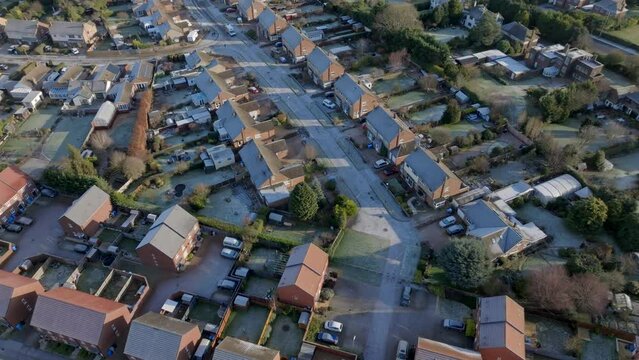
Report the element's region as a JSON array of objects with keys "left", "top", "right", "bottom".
[
  {"left": 438, "top": 216, "right": 456, "bottom": 228},
  {"left": 374, "top": 159, "right": 390, "bottom": 169},
  {"left": 322, "top": 99, "right": 336, "bottom": 109},
  {"left": 71, "top": 48, "right": 79, "bottom": 55},
  {"left": 324, "top": 320, "right": 344, "bottom": 333}
]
